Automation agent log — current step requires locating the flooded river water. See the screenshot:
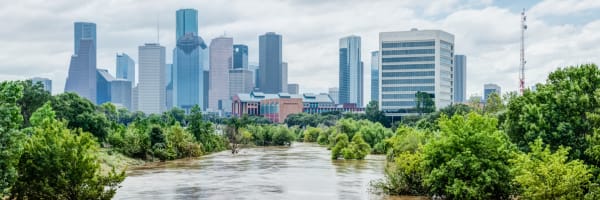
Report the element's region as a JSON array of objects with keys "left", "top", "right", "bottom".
[{"left": 114, "top": 142, "right": 399, "bottom": 200}]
